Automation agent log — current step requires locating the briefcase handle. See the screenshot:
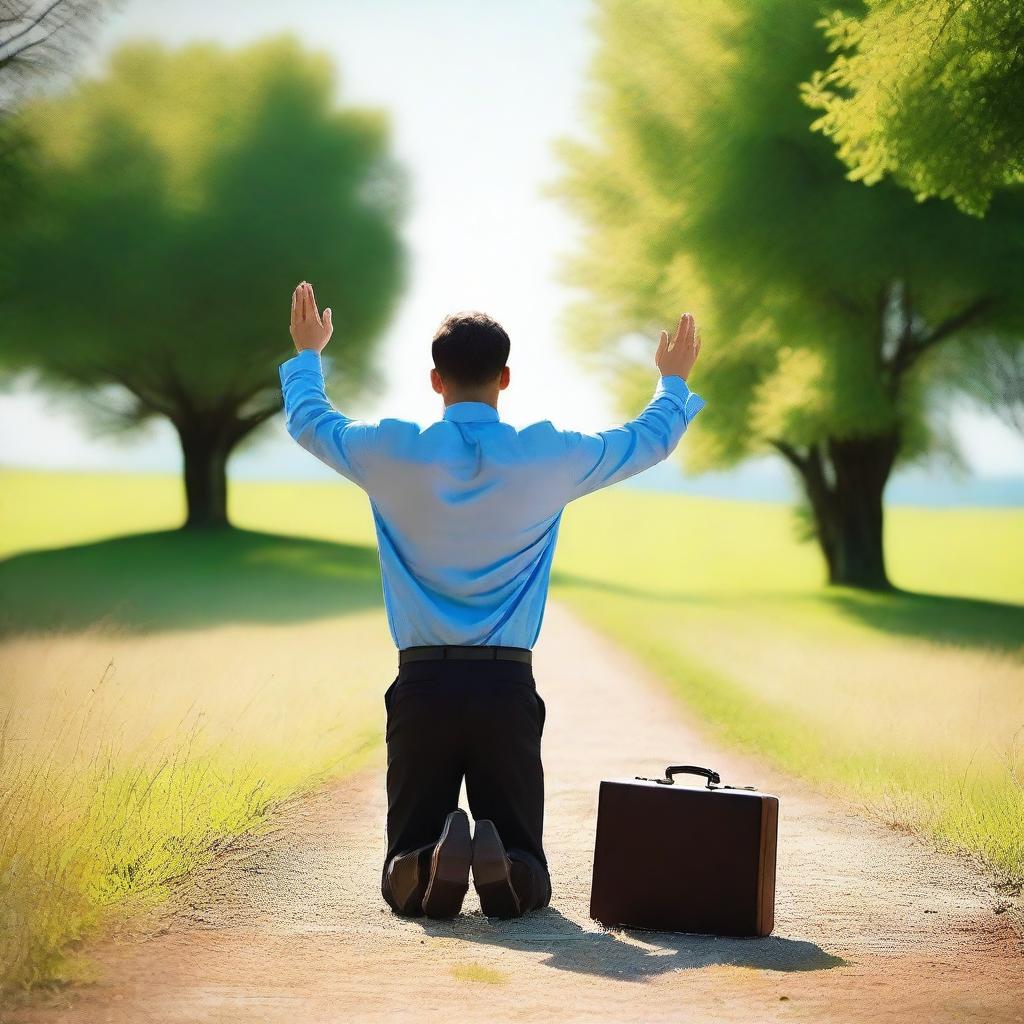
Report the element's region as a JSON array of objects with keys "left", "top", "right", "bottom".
[
  {"left": 664, "top": 764, "right": 721, "bottom": 788},
  {"left": 634, "top": 765, "right": 722, "bottom": 788}
]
